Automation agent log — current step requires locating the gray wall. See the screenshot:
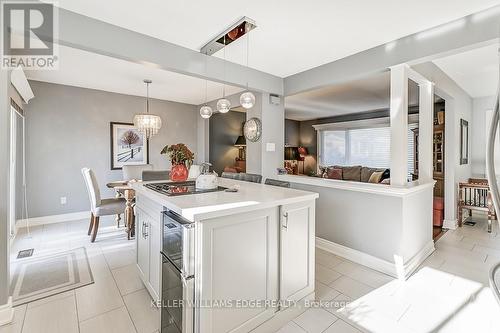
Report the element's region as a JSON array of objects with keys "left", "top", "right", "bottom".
[
  {"left": 284, "top": 119, "right": 300, "bottom": 147},
  {"left": 25, "top": 81, "right": 198, "bottom": 217},
  {"left": 209, "top": 110, "right": 245, "bottom": 175}
]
